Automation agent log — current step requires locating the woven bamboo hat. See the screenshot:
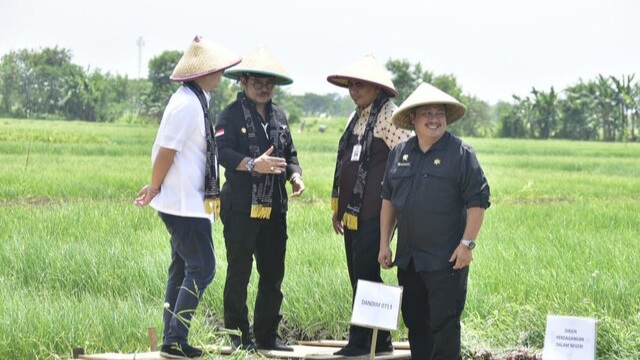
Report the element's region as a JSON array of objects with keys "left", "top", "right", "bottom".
[
  {"left": 392, "top": 82, "right": 467, "bottom": 129},
  {"left": 223, "top": 46, "right": 293, "bottom": 85},
  {"left": 170, "top": 36, "right": 241, "bottom": 82},
  {"left": 327, "top": 54, "right": 398, "bottom": 98}
]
